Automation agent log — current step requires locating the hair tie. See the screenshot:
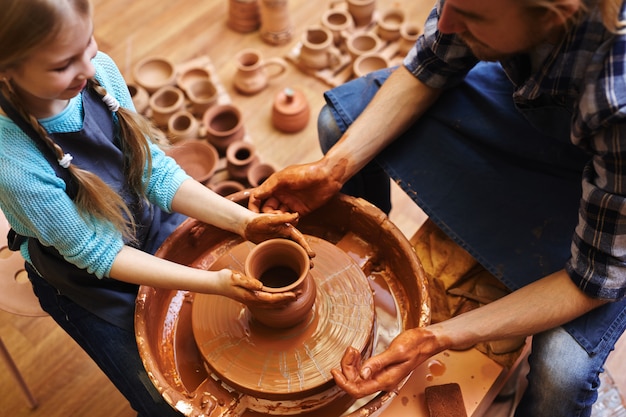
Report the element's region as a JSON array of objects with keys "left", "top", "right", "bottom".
[
  {"left": 58, "top": 153, "right": 73, "bottom": 169},
  {"left": 101, "top": 93, "right": 120, "bottom": 112}
]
